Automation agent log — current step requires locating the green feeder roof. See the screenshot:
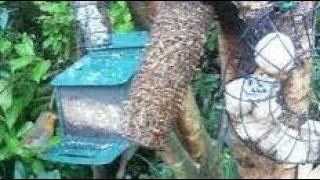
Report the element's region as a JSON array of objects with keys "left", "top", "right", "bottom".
[{"left": 51, "top": 31, "right": 149, "bottom": 86}]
